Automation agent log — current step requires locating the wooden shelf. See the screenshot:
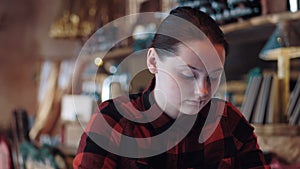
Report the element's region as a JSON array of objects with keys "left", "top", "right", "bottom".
[
  {"left": 221, "top": 10, "right": 300, "bottom": 34},
  {"left": 254, "top": 123, "right": 300, "bottom": 136},
  {"left": 254, "top": 124, "right": 300, "bottom": 163}
]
